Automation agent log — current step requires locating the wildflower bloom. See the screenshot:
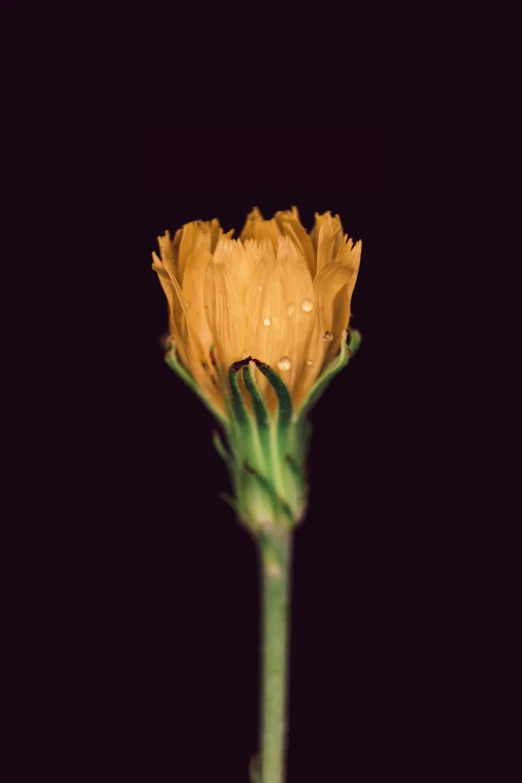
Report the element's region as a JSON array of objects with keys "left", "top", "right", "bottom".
[{"left": 152, "top": 207, "right": 361, "bottom": 530}]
